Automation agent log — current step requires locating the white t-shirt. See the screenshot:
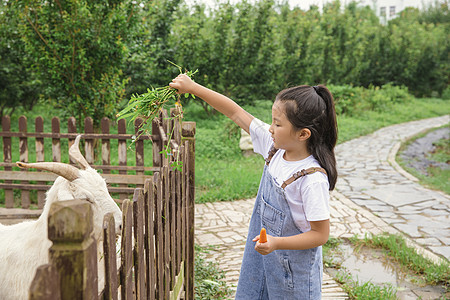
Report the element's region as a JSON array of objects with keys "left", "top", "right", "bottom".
[{"left": 250, "top": 118, "right": 330, "bottom": 232}]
